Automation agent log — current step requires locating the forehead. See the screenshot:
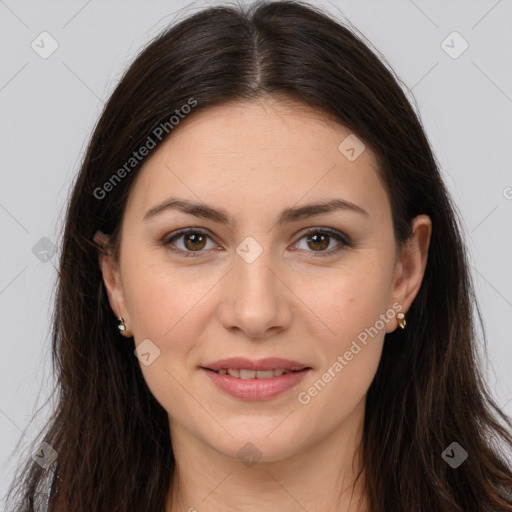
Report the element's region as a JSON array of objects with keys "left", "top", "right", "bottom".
[{"left": 125, "top": 97, "right": 389, "bottom": 226}]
